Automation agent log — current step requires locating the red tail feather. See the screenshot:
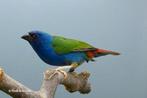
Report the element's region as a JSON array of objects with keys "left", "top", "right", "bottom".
[
  {"left": 96, "top": 48, "right": 120, "bottom": 55},
  {"left": 86, "top": 48, "right": 120, "bottom": 60}
]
